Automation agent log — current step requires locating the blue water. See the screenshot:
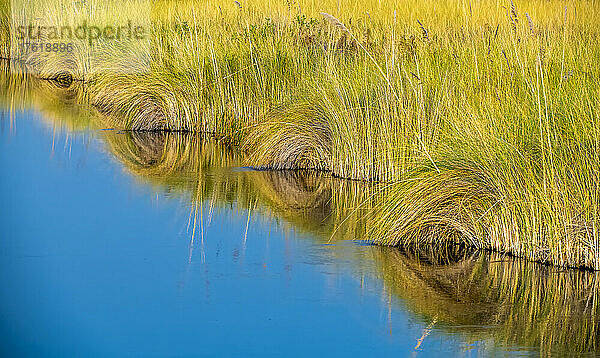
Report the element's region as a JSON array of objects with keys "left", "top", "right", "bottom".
[{"left": 0, "top": 111, "right": 487, "bottom": 357}]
